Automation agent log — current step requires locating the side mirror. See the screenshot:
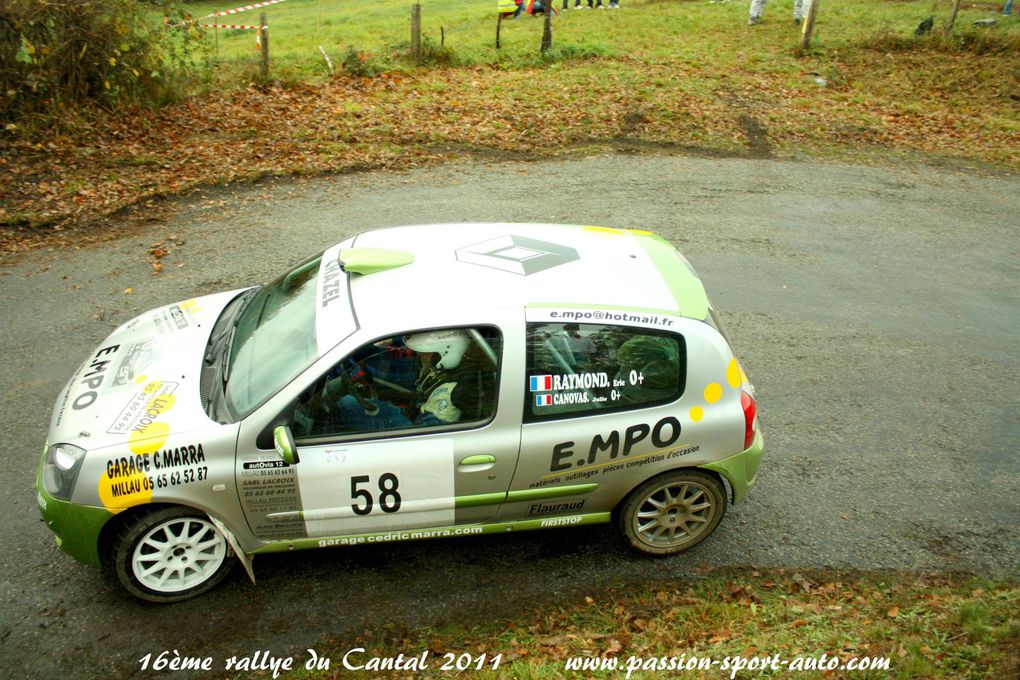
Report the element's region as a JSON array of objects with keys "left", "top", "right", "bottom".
[{"left": 273, "top": 425, "right": 299, "bottom": 465}]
